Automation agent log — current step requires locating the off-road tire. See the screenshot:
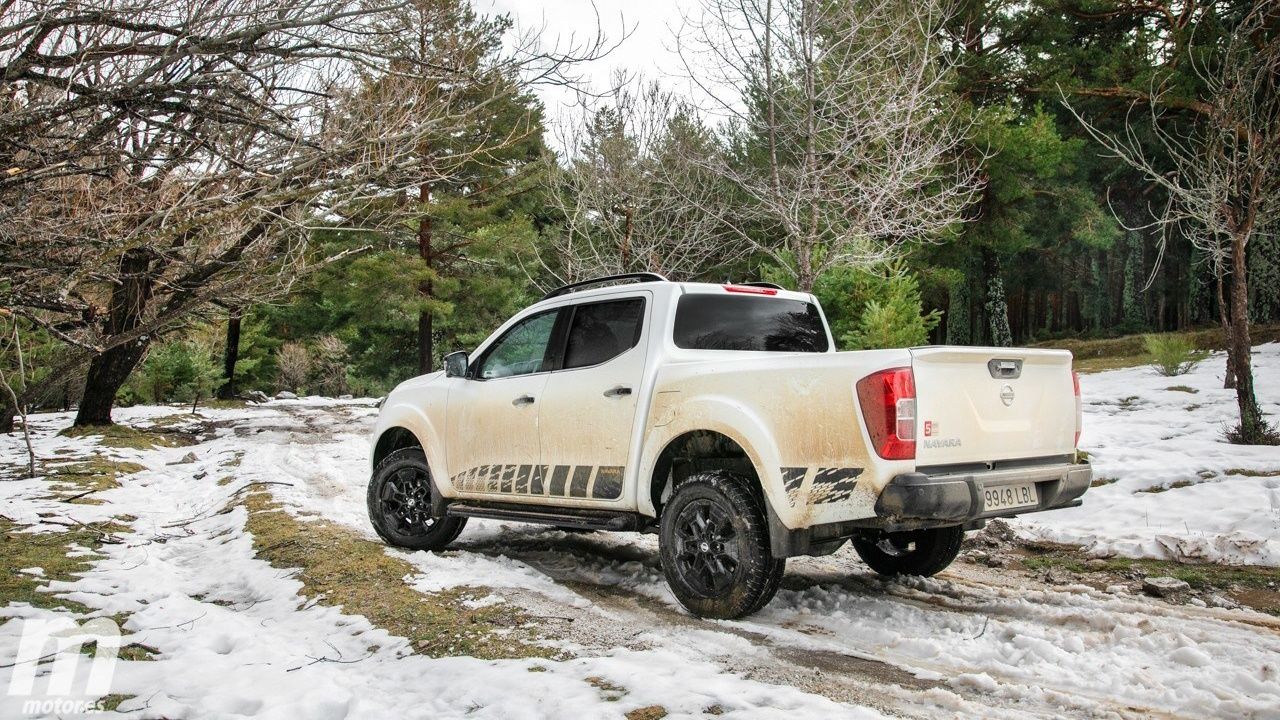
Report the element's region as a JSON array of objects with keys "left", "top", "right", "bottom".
[
  {"left": 659, "top": 471, "right": 785, "bottom": 619},
  {"left": 851, "top": 526, "right": 964, "bottom": 577},
  {"left": 367, "top": 447, "right": 466, "bottom": 550}
]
